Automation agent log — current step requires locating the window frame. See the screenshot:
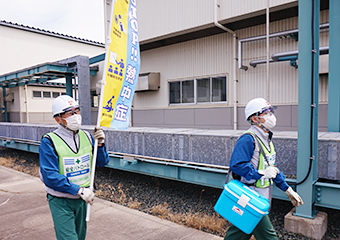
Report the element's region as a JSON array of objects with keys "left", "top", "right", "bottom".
[
  {"left": 168, "top": 75, "right": 227, "bottom": 106},
  {"left": 32, "top": 90, "right": 65, "bottom": 99},
  {"left": 32, "top": 91, "right": 42, "bottom": 98},
  {"left": 43, "top": 91, "right": 51, "bottom": 98},
  {"left": 52, "top": 92, "right": 61, "bottom": 98}
]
